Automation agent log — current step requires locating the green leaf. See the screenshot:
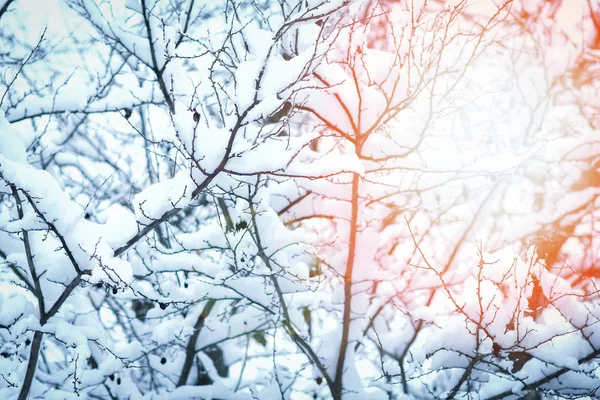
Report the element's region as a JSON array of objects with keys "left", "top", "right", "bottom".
[
  {"left": 235, "top": 220, "right": 248, "bottom": 232},
  {"left": 252, "top": 331, "right": 267, "bottom": 346}
]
